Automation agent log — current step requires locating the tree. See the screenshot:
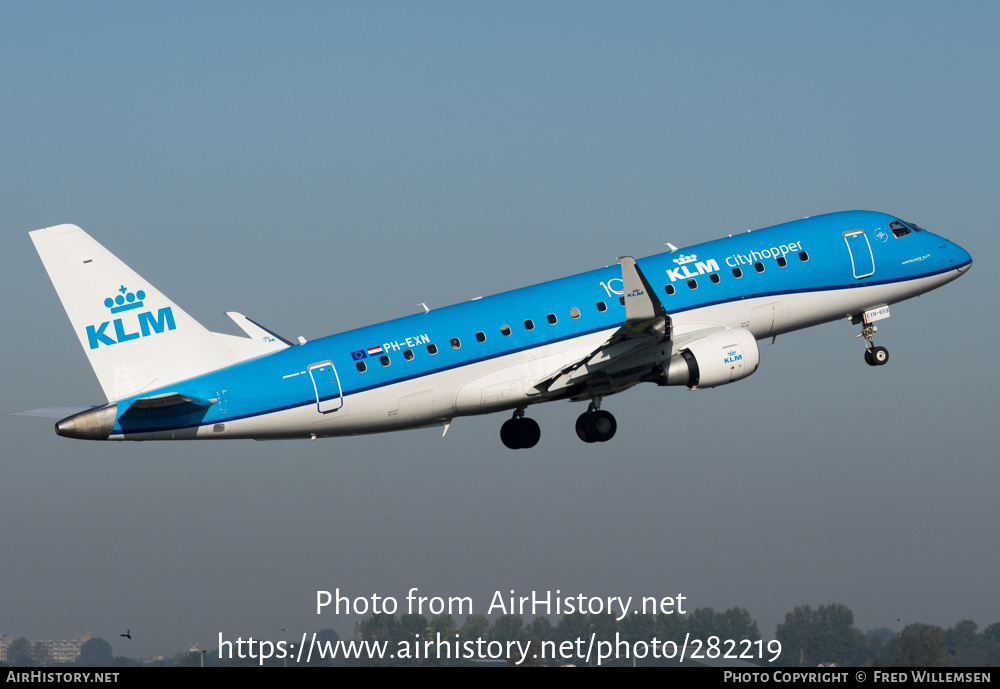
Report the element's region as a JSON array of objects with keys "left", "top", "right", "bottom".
[
  {"left": 896, "top": 624, "right": 951, "bottom": 667},
  {"left": 425, "top": 614, "right": 460, "bottom": 666},
  {"left": 6, "top": 638, "right": 33, "bottom": 667},
  {"left": 555, "top": 611, "right": 589, "bottom": 646},
  {"left": 310, "top": 629, "right": 341, "bottom": 666},
  {"left": 428, "top": 613, "right": 459, "bottom": 638},
  {"left": 652, "top": 609, "right": 687, "bottom": 641},
  {"left": 490, "top": 615, "right": 526, "bottom": 644},
  {"left": 31, "top": 642, "right": 50, "bottom": 667},
  {"left": 527, "top": 616, "right": 553, "bottom": 641},
  {"left": 358, "top": 613, "right": 402, "bottom": 666},
  {"left": 775, "top": 604, "right": 866, "bottom": 666},
  {"left": 715, "top": 607, "right": 762, "bottom": 642},
  {"left": 588, "top": 612, "right": 618, "bottom": 642},
  {"left": 619, "top": 609, "right": 655, "bottom": 644},
  {"left": 865, "top": 628, "right": 897, "bottom": 666},
  {"left": 399, "top": 613, "right": 428, "bottom": 642},
  {"left": 78, "top": 638, "right": 113, "bottom": 666},
  {"left": 946, "top": 620, "right": 987, "bottom": 666},
  {"left": 460, "top": 614, "right": 490, "bottom": 642}
]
